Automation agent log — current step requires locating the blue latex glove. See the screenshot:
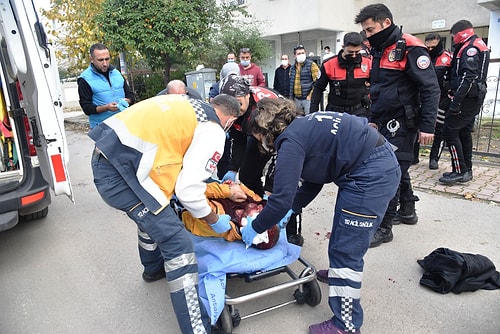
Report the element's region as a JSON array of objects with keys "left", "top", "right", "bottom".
[
  {"left": 241, "top": 216, "right": 258, "bottom": 248},
  {"left": 222, "top": 171, "right": 237, "bottom": 182},
  {"left": 117, "top": 98, "right": 129, "bottom": 111},
  {"left": 210, "top": 214, "right": 232, "bottom": 233},
  {"left": 278, "top": 209, "right": 294, "bottom": 228}
]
